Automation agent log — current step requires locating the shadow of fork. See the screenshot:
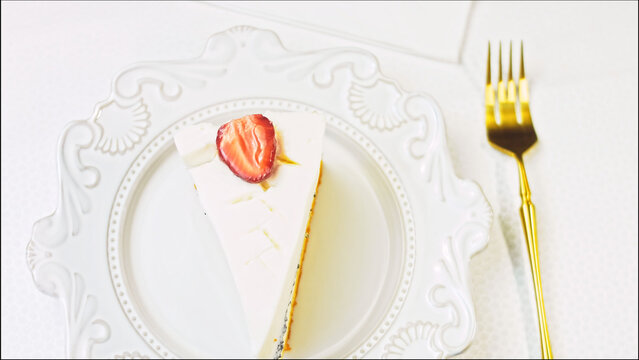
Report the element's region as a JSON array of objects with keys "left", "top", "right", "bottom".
[{"left": 494, "top": 152, "right": 542, "bottom": 357}]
